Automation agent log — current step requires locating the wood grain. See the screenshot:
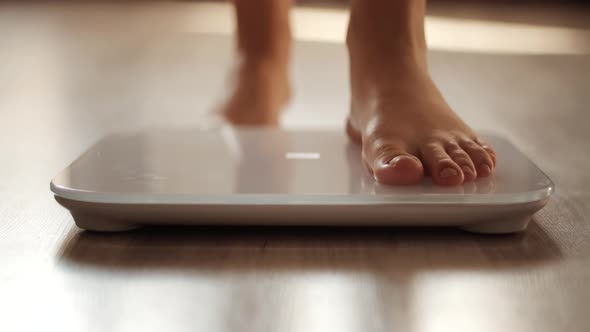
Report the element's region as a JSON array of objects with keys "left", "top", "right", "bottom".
[{"left": 1, "top": 2, "right": 589, "bottom": 332}]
